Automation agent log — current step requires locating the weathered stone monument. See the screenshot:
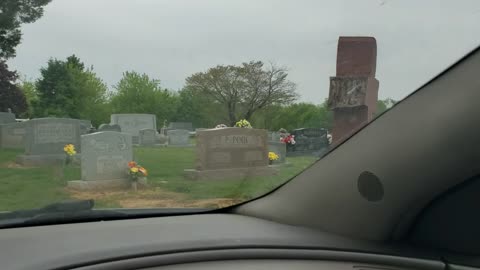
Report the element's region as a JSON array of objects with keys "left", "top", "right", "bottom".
[
  {"left": 139, "top": 128, "right": 156, "bottom": 146},
  {"left": 0, "top": 121, "right": 26, "bottom": 149},
  {"left": 327, "top": 36, "right": 379, "bottom": 144},
  {"left": 167, "top": 129, "right": 191, "bottom": 146},
  {"left": 110, "top": 114, "right": 156, "bottom": 144},
  {"left": 0, "top": 112, "right": 16, "bottom": 124},
  {"left": 185, "top": 128, "right": 276, "bottom": 180},
  {"left": 68, "top": 131, "right": 134, "bottom": 190},
  {"left": 16, "top": 118, "right": 81, "bottom": 166}
]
